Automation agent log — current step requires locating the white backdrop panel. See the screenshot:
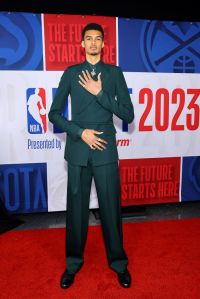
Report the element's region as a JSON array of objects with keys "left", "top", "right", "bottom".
[{"left": 0, "top": 71, "right": 199, "bottom": 211}]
